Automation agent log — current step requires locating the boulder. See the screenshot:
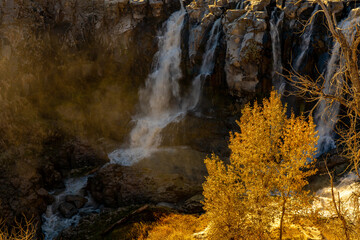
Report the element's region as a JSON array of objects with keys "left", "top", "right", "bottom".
[
  {"left": 65, "top": 195, "right": 88, "bottom": 209},
  {"left": 58, "top": 202, "right": 78, "bottom": 218}
]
